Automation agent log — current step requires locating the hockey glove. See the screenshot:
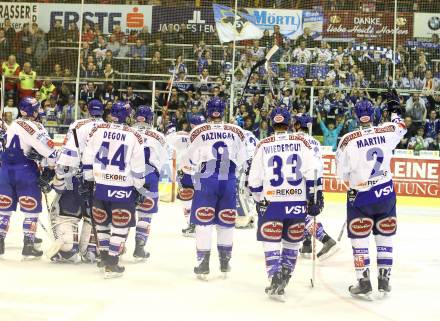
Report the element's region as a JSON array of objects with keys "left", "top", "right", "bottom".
[
  {"left": 135, "top": 190, "right": 146, "bottom": 207},
  {"left": 306, "top": 179, "right": 324, "bottom": 217},
  {"left": 38, "top": 167, "right": 55, "bottom": 193},
  {"left": 256, "top": 199, "right": 270, "bottom": 216},
  {"left": 78, "top": 180, "right": 94, "bottom": 199},
  {"left": 27, "top": 148, "right": 44, "bottom": 162}
]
